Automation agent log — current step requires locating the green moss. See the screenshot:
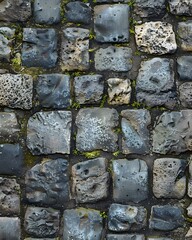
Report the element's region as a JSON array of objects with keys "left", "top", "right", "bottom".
[
  {"left": 24, "top": 151, "right": 37, "bottom": 167},
  {"left": 132, "top": 79, "right": 136, "bottom": 88},
  {"left": 100, "top": 211, "right": 107, "bottom": 219},
  {"left": 82, "top": 150, "right": 101, "bottom": 159},
  {"left": 128, "top": 0, "right": 135, "bottom": 7},
  {"left": 73, "top": 149, "right": 80, "bottom": 156},
  {"left": 71, "top": 101, "right": 81, "bottom": 110},
  {"left": 100, "top": 95, "right": 108, "bottom": 108},
  {"left": 114, "top": 127, "right": 122, "bottom": 134},
  {"left": 89, "top": 29, "right": 95, "bottom": 40},
  {"left": 113, "top": 150, "right": 121, "bottom": 157}
]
